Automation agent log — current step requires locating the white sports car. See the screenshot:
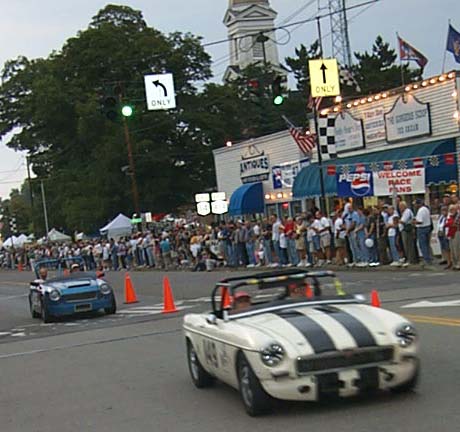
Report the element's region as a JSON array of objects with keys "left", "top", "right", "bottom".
[{"left": 183, "top": 270, "right": 419, "bottom": 416}]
